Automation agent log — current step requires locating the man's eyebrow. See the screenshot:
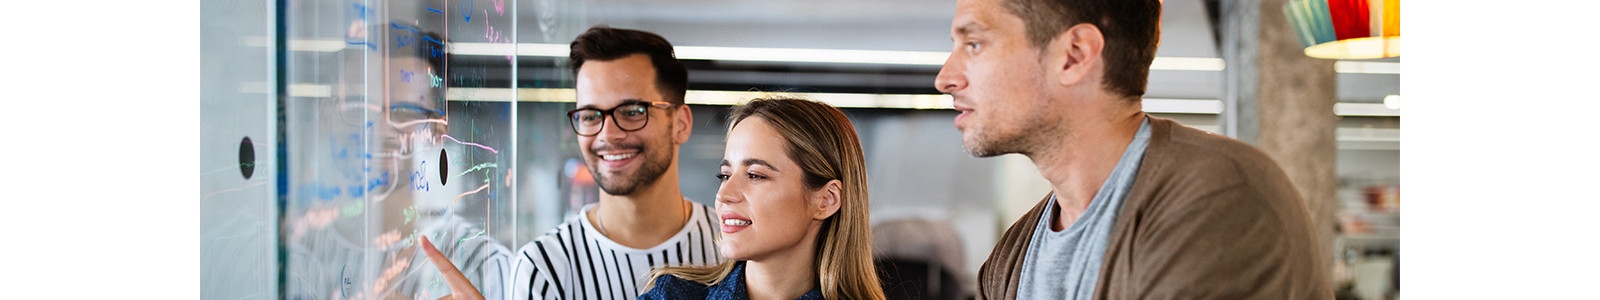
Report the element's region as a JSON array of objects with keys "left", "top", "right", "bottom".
[
  {"left": 576, "top": 98, "right": 646, "bottom": 110},
  {"left": 954, "top": 22, "right": 986, "bottom": 36}
]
